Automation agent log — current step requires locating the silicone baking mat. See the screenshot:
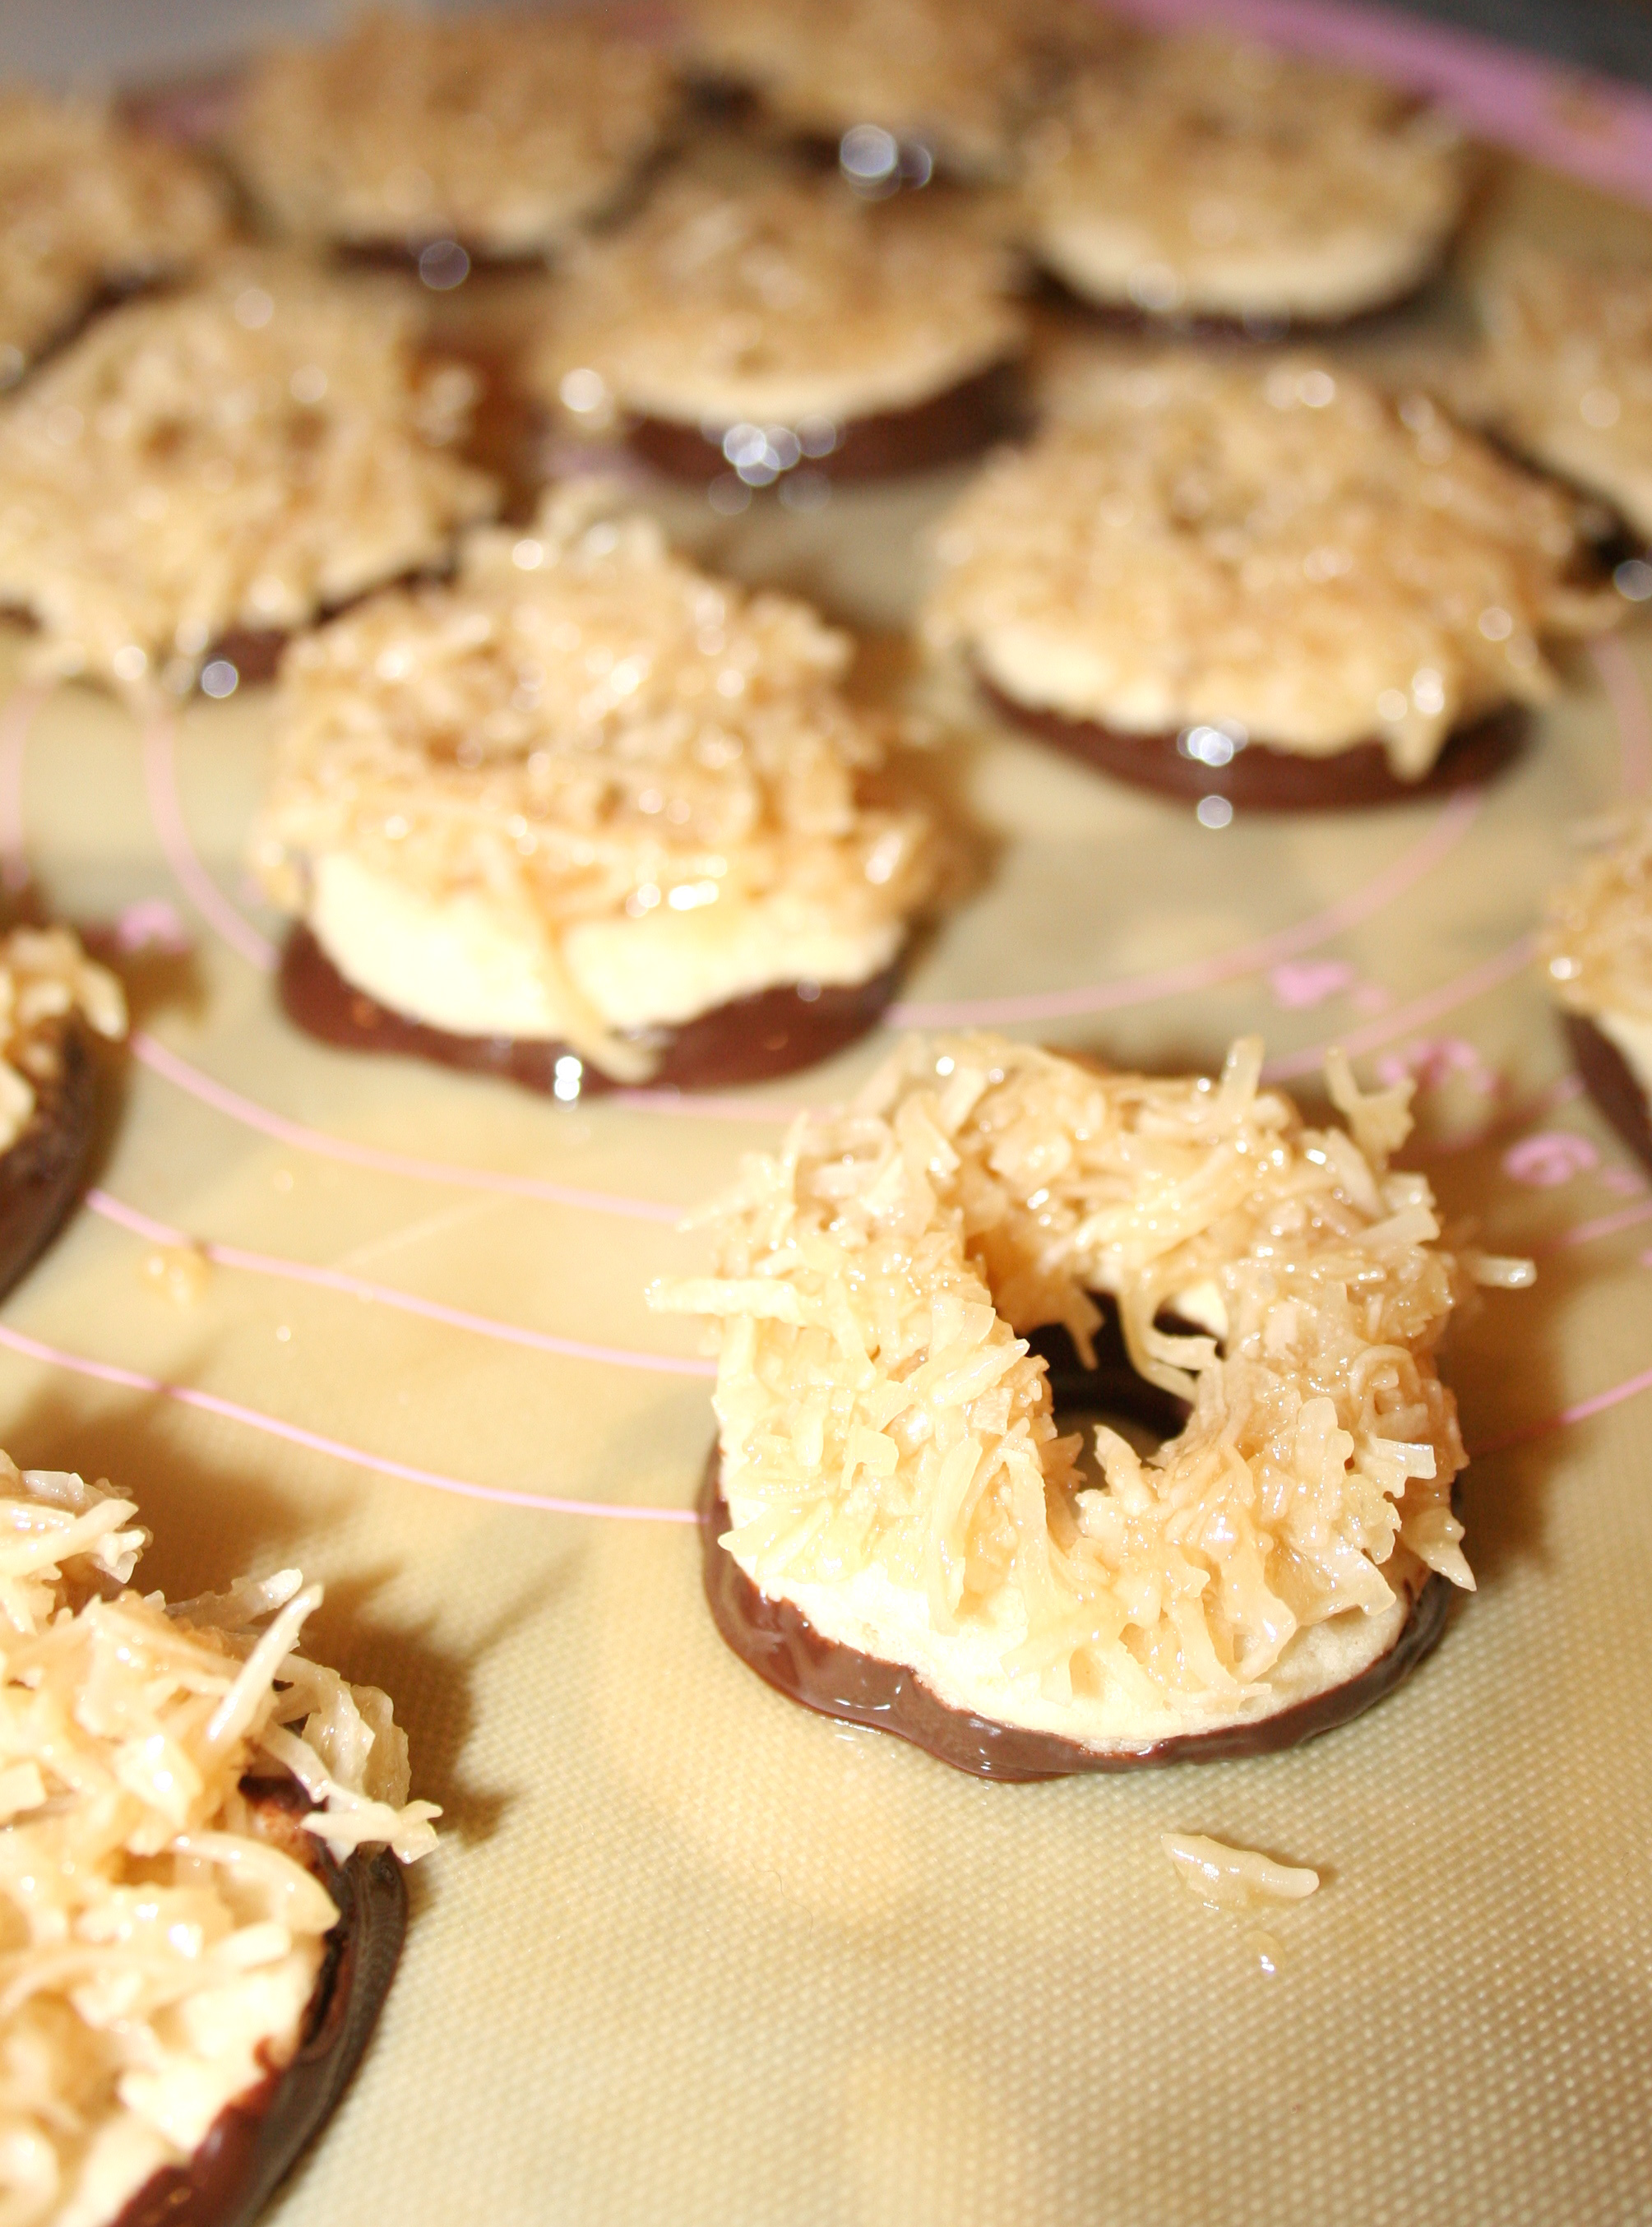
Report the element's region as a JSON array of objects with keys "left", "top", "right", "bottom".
[{"left": 9, "top": 8, "right": 1652, "bottom": 2225}]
